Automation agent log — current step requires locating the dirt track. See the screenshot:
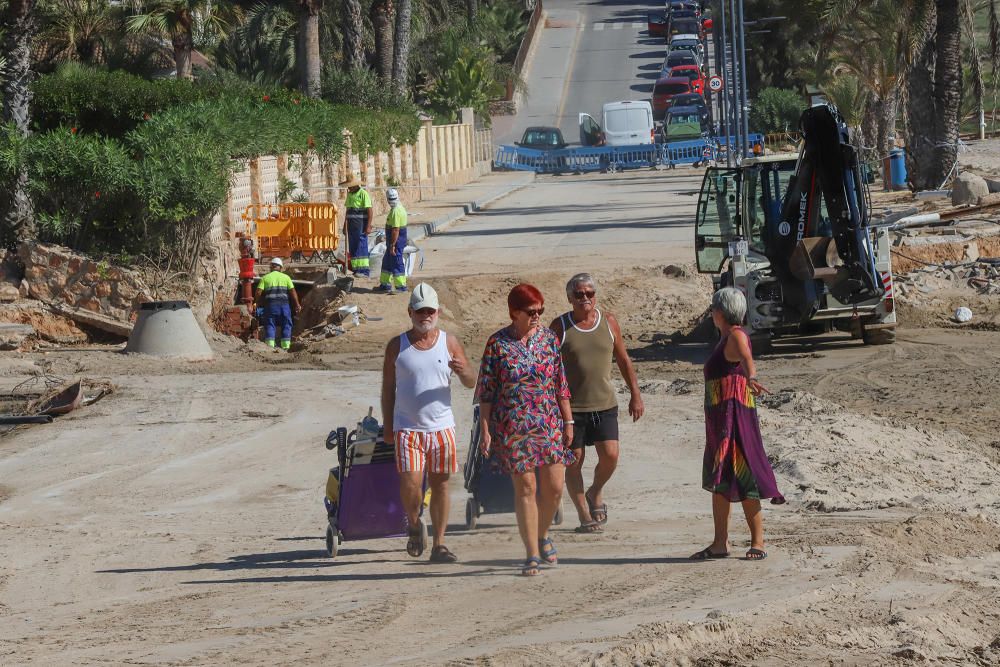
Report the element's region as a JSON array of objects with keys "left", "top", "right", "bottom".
[{"left": 2, "top": 247, "right": 1000, "bottom": 665}]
